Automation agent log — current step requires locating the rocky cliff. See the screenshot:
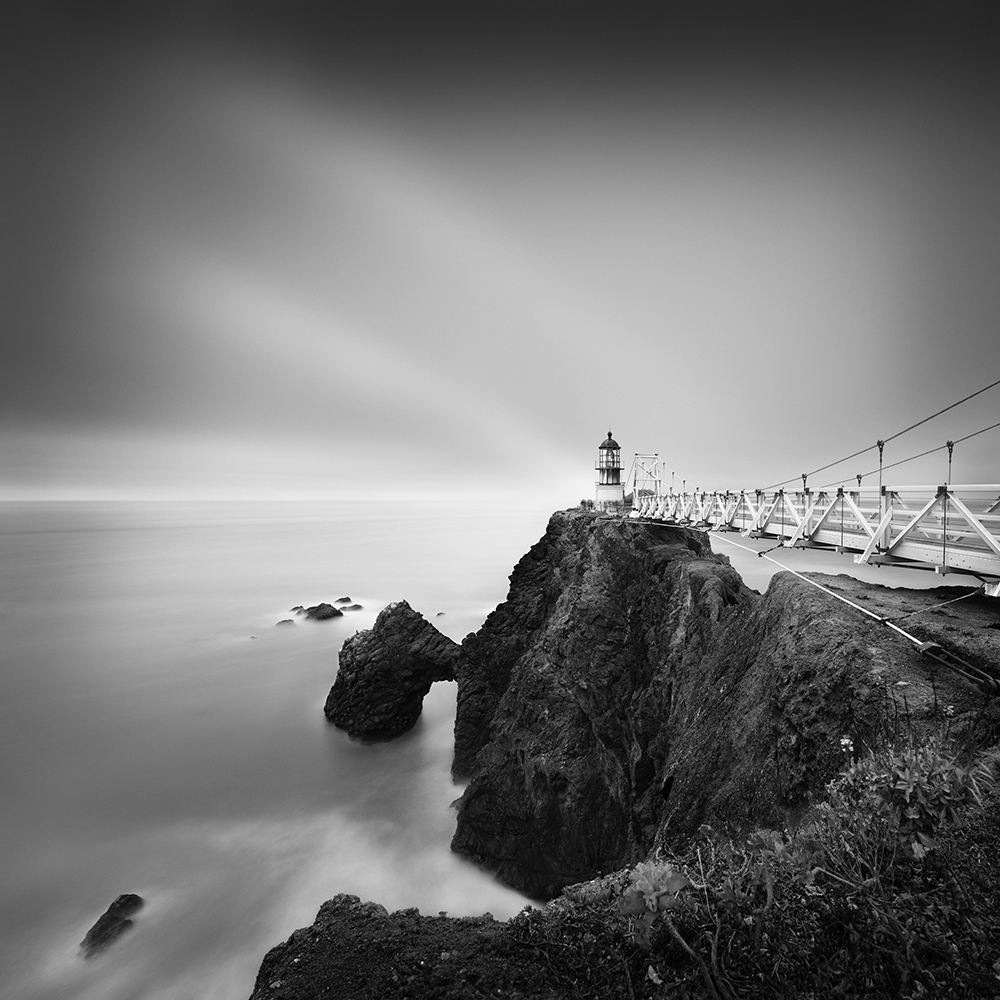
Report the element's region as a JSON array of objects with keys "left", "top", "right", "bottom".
[
  {"left": 273, "top": 507, "right": 1000, "bottom": 999},
  {"left": 449, "top": 510, "right": 954, "bottom": 898},
  {"left": 322, "top": 509, "right": 995, "bottom": 899}
]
